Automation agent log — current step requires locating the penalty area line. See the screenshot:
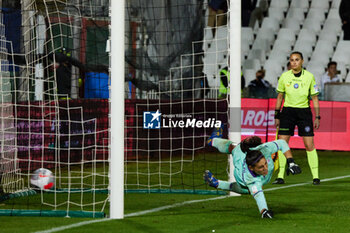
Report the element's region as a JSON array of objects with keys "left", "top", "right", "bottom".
[{"left": 34, "top": 174, "right": 350, "bottom": 233}]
